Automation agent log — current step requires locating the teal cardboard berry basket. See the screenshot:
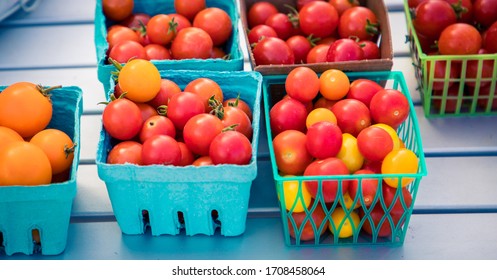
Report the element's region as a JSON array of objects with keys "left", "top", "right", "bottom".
[
  {"left": 94, "top": 0, "right": 244, "bottom": 94},
  {"left": 96, "top": 70, "right": 262, "bottom": 237},
  {"left": 263, "top": 71, "right": 427, "bottom": 246},
  {"left": 0, "top": 86, "right": 82, "bottom": 256}
]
